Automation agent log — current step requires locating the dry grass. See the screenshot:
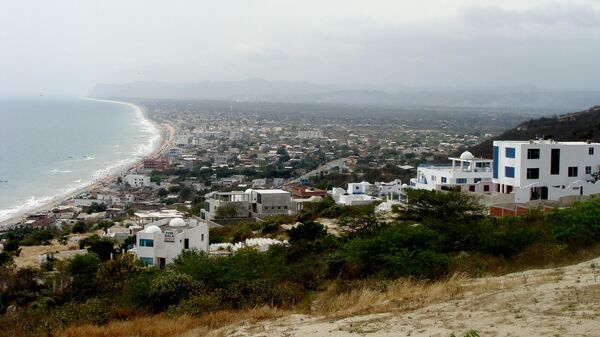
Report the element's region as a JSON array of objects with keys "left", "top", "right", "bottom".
[{"left": 57, "top": 306, "right": 288, "bottom": 337}]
